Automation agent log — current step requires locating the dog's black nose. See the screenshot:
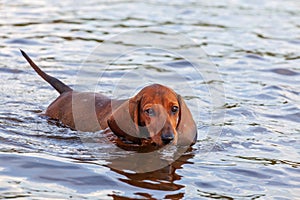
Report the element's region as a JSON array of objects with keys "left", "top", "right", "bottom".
[{"left": 161, "top": 132, "right": 174, "bottom": 145}]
